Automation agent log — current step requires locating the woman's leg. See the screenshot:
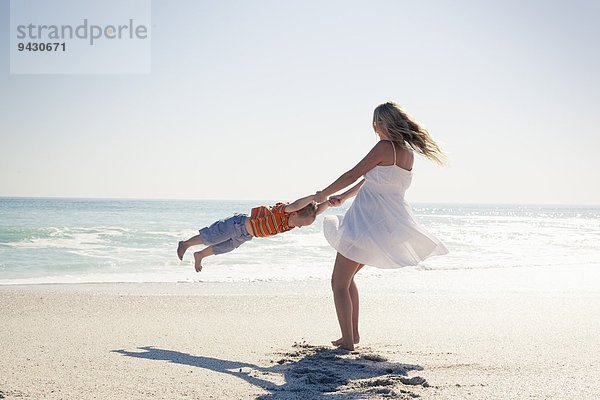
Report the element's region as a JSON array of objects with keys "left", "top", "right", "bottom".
[
  {"left": 349, "top": 264, "right": 364, "bottom": 342},
  {"left": 332, "top": 263, "right": 364, "bottom": 346},
  {"left": 331, "top": 252, "right": 361, "bottom": 350}
]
